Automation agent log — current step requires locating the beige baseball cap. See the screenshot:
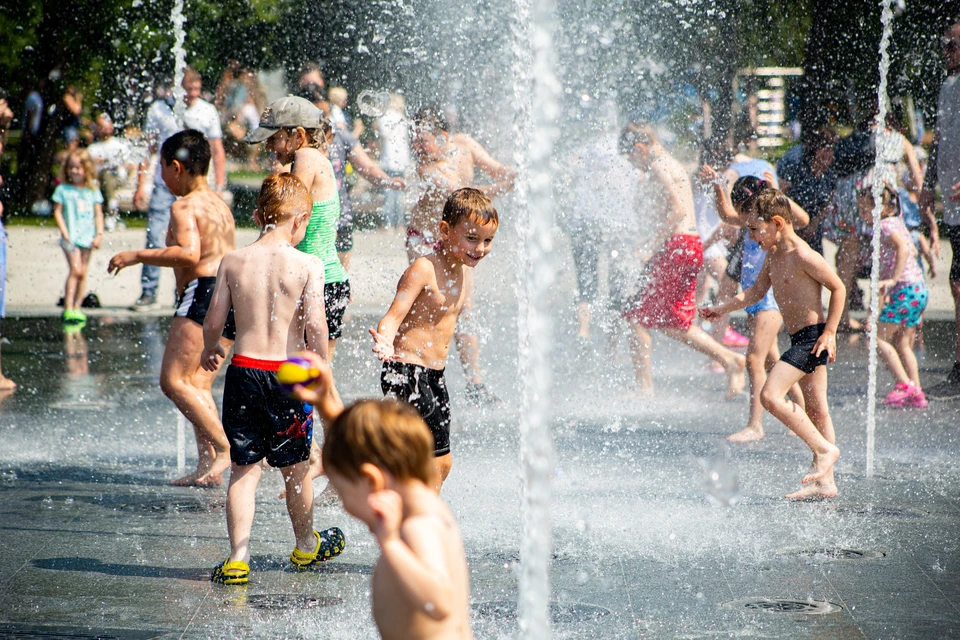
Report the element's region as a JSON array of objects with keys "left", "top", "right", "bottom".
[{"left": 245, "top": 96, "right": 322, "bottom": 143}]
